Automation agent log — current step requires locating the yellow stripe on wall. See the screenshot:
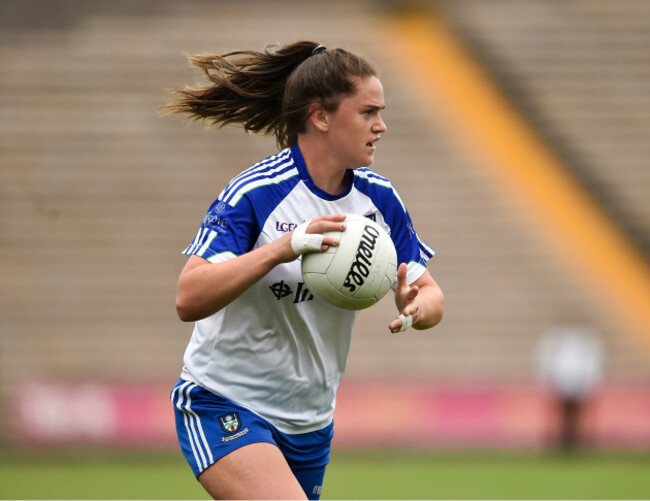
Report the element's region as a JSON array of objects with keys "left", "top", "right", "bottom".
[{"left": 384, "top": 13, "right": 650, "bottom": 351}]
